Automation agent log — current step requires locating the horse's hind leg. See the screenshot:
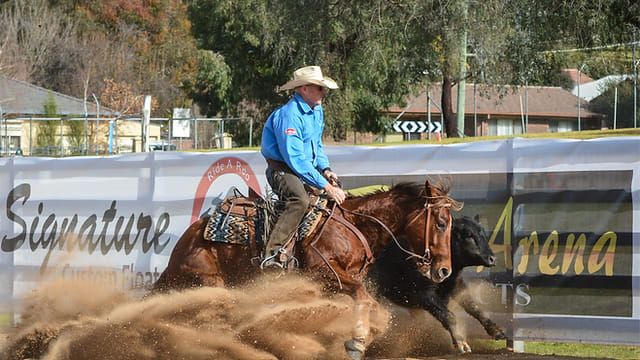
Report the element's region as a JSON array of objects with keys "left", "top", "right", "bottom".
[
  {"left": 200, "top": 273, "right": 225, "bottom": 287},
  {"left": 184, "top": 248, "right": 226, "bottom": 288}
]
